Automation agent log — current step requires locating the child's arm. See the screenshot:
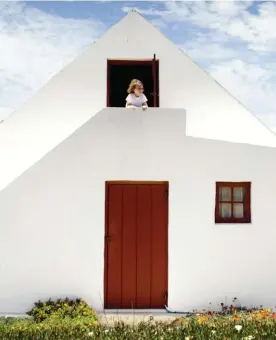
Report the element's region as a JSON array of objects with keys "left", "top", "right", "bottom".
[
  {"left": 142, "top": 94, "right": 148, "bottom": 110},
  {"left": 126, "top": 102, "right": 135, "bottom": 108},
  {"left": 142, "top": 102, "right": 148, "bottom": 110}
]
